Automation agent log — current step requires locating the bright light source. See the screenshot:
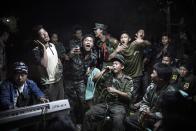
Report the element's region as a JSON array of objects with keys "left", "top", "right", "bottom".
[{"left": 6, "top": 18, "right": 10, "bottom": 22}]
